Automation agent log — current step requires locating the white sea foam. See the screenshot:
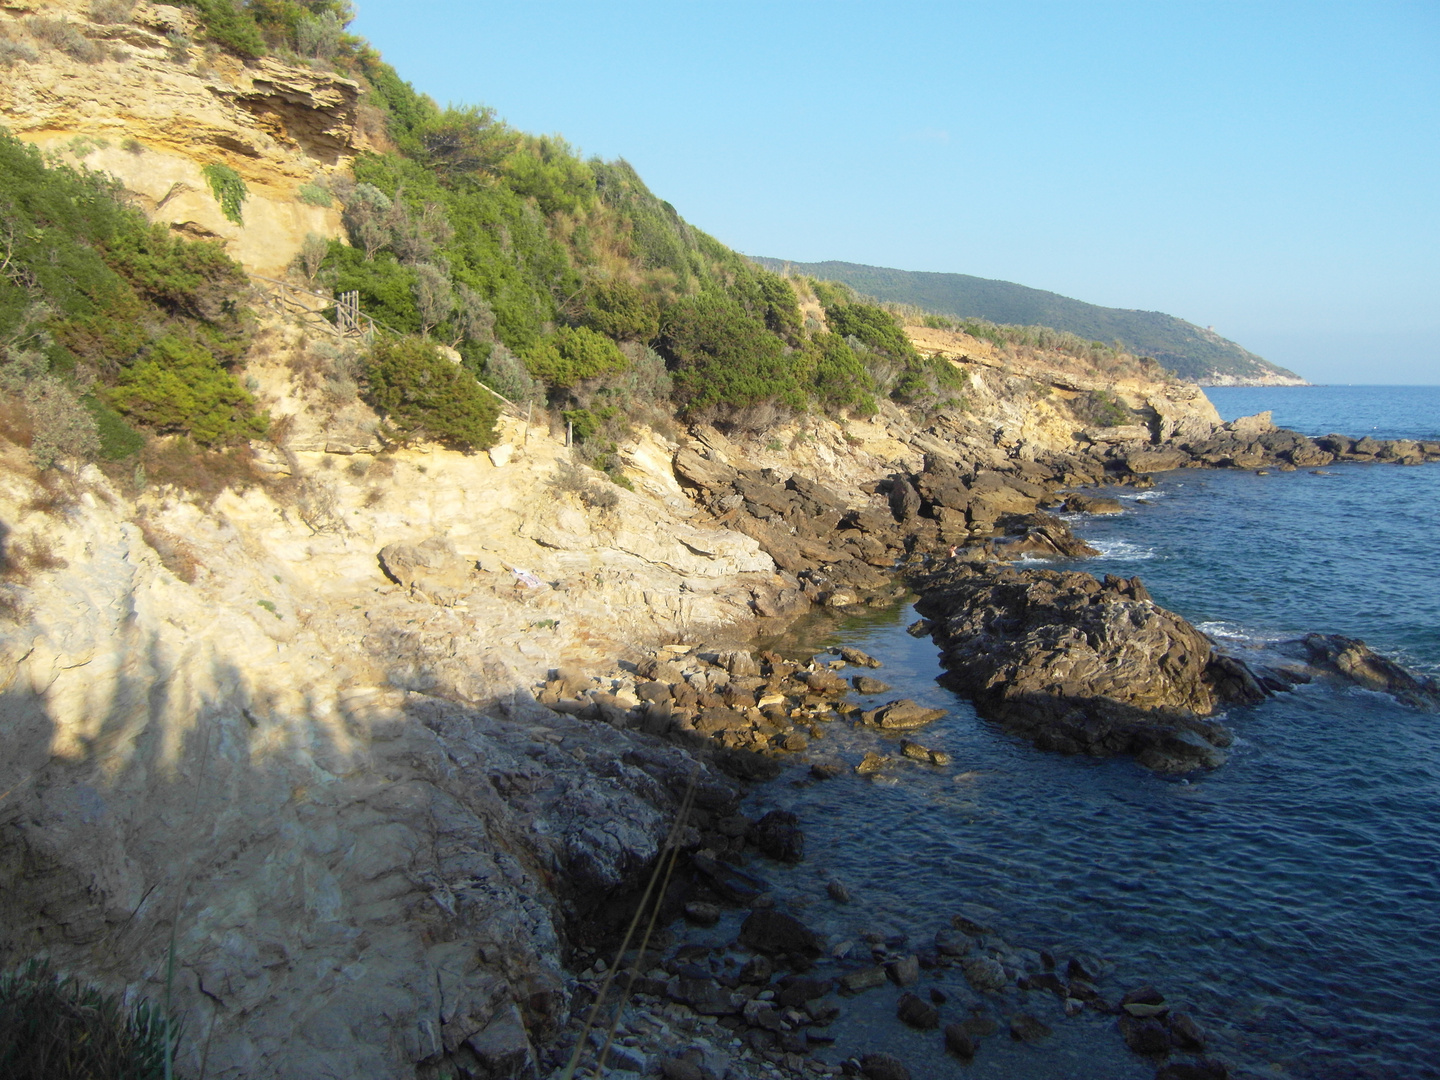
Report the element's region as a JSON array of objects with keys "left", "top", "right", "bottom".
[
  {"left": 1197, "top": 621, "right": 1292, "bottom": 647},
  {"left": 1087, "top": 538, "right": 1156, "bottom": 561},
  {"left": 1117, "top": 489, "right": 1166, "bottom": 501},
  {"left": 1197, "top": 620, "right": 1253, "bottom": 642}
]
